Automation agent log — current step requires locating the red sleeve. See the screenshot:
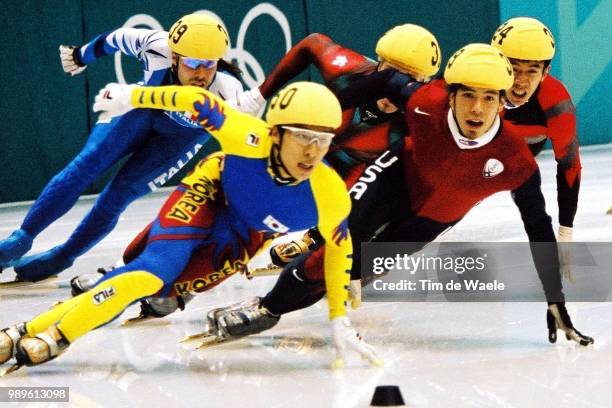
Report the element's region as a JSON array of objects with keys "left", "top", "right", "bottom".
[
  {"left": 538, "top": 76, "right": 581, "bottom": 227},
  {"left": 258, "top": 33, "right": 371, "bottom": 99},
  {"left": 428, "top": 78, "right": 447, "bottom": 89},
  {"left": 405, "top": 81, "right": 449, "bottom": 127},
  {"left": 538, "top": 76, "right": 581, "bottom": 176},
  {"left": 499, "top": 121, "right": 549, "bottom": 139}
]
